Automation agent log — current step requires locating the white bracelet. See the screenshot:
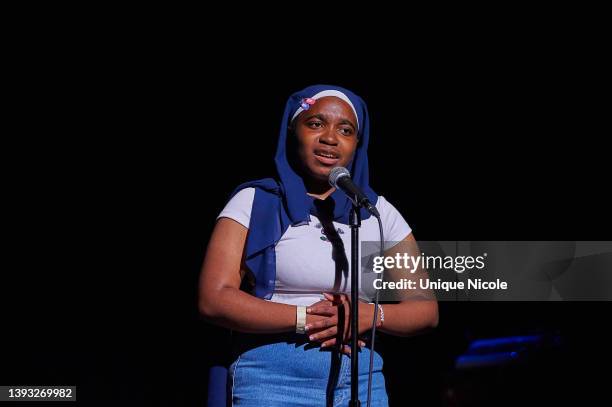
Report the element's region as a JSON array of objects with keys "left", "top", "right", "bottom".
[
  {"left": 377, "top": 304, "right": 385, "bottom": 327},
  {"left": 296, "top": 306, "right": 306, "bottom": 334}
]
